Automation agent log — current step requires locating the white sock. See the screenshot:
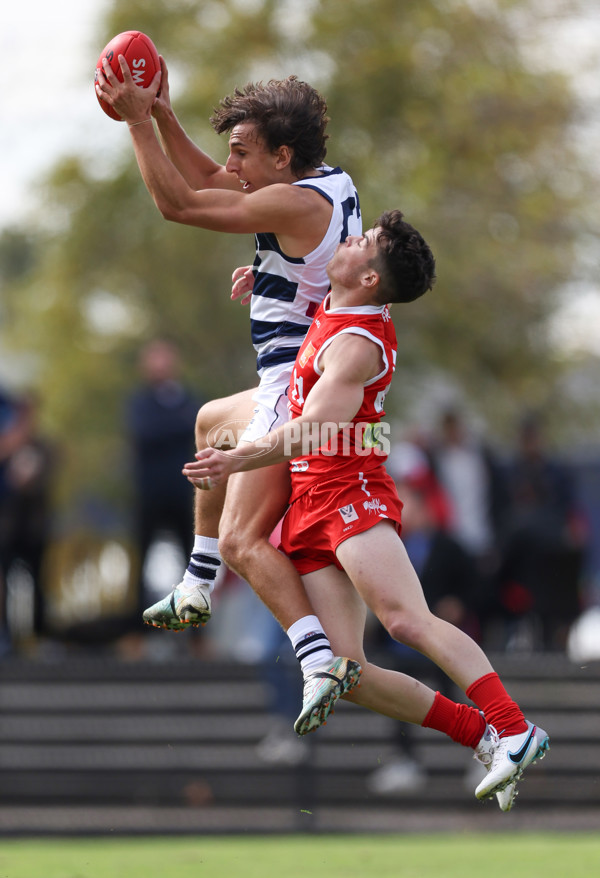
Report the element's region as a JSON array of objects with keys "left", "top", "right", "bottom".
[
  {"left": 182, "top": 535, "right": 221, "bottom": 594},
  {"left": 287, "top": 615, "right": 334, "bottom": 674}
]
